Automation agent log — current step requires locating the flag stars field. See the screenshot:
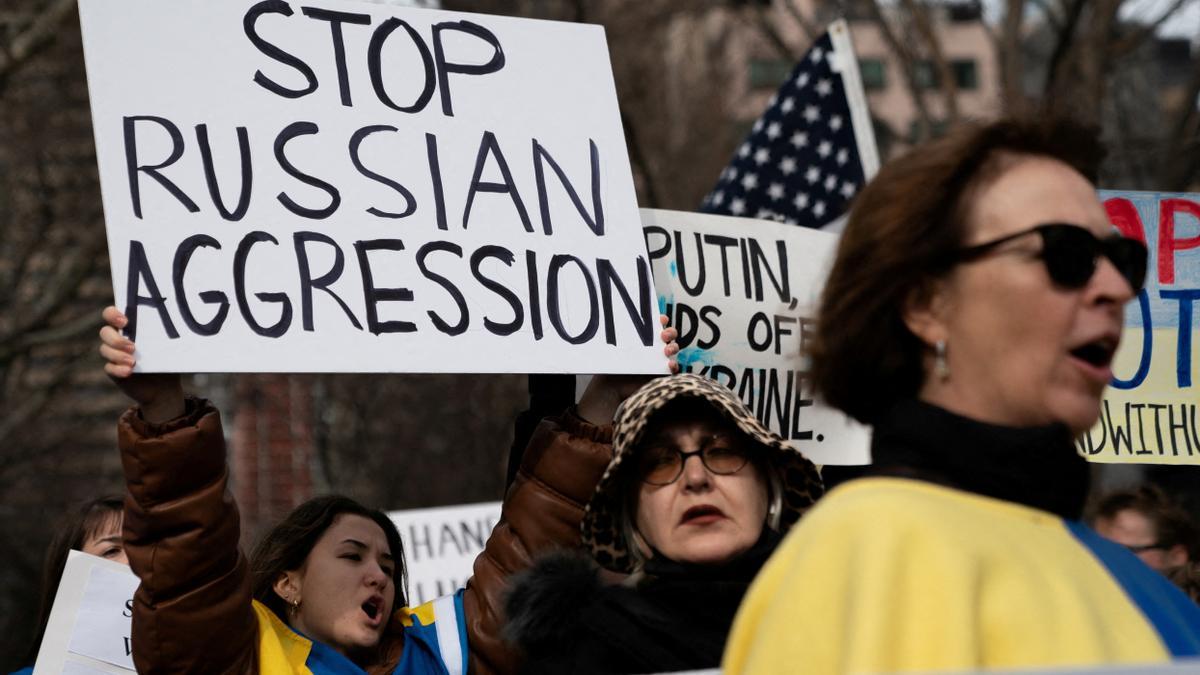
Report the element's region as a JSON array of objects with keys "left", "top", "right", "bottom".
[{"left": 701, "top": 28, "right": 871, "bottom": 230}]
